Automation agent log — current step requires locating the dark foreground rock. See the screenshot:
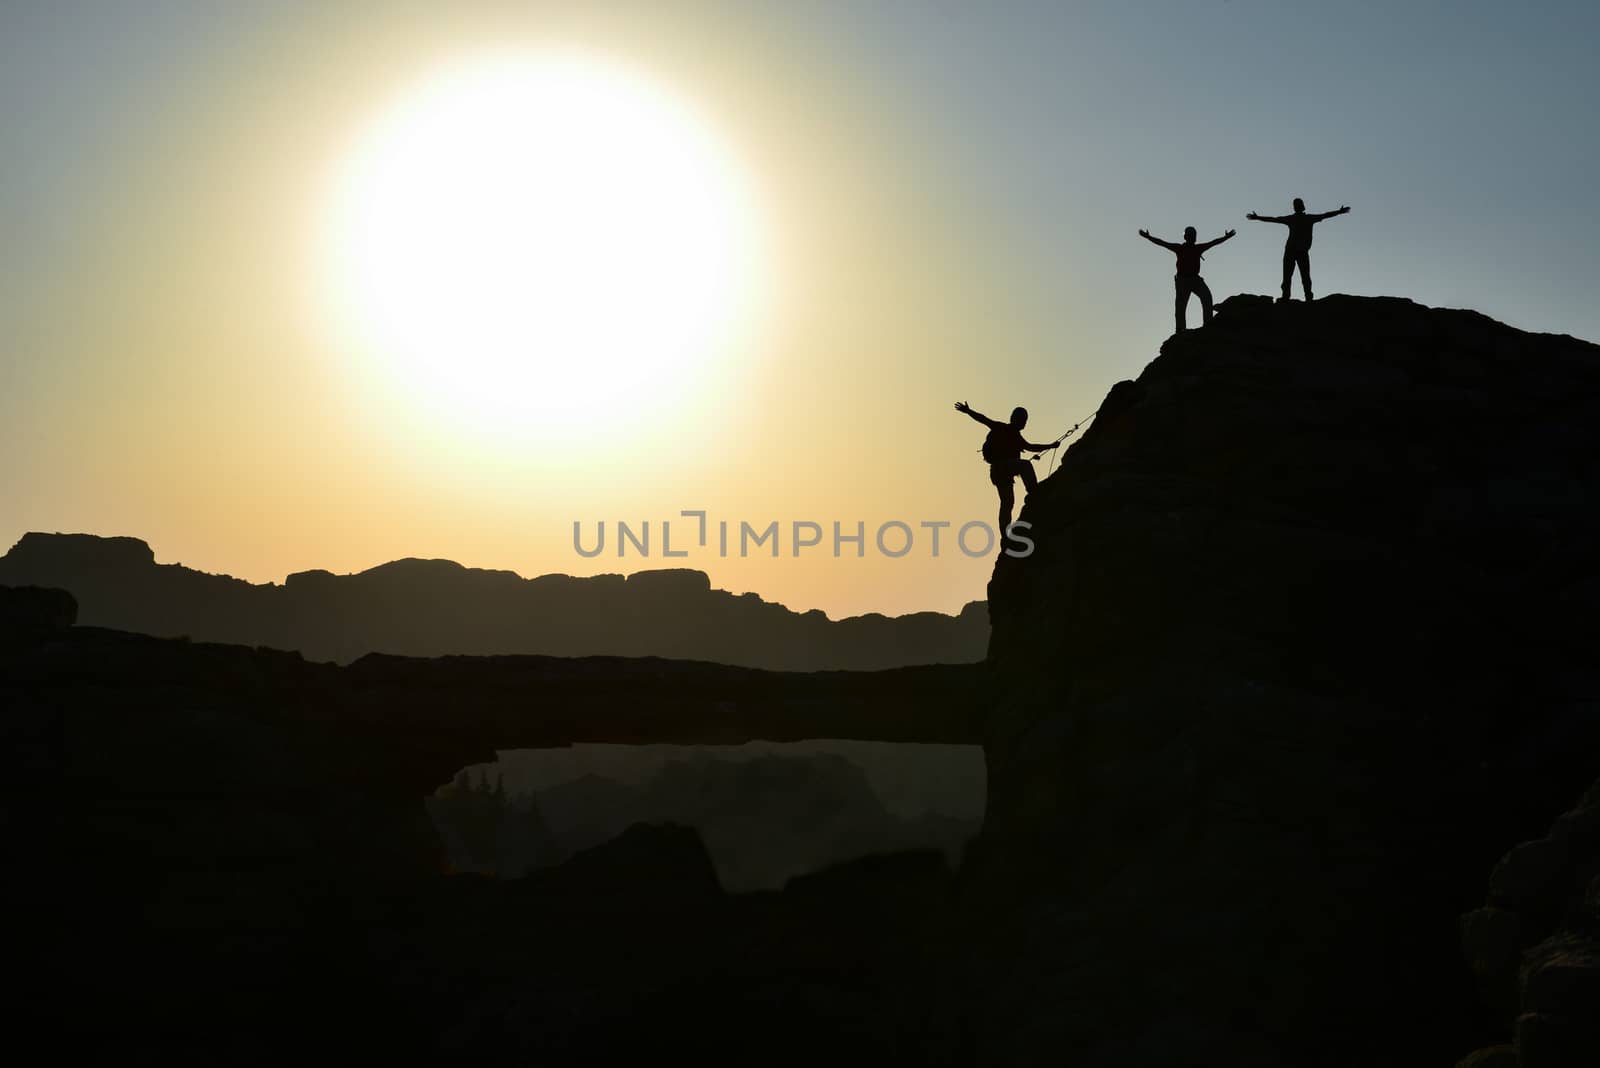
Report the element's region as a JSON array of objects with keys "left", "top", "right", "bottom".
[
  {"left": 0, "top": 584, "right": 76, "bottom": 631},
  {"left": 7, "top": 294, "right": 1598, "bottom": 1064},
  {"left": 4, "top": 593, "right": 980, "bottom": 1062}
]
